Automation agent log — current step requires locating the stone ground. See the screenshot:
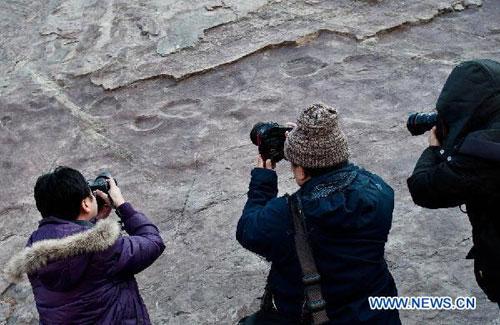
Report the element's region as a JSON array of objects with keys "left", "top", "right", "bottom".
[{"left": 1, "top": 0, "right": 500, "bottom": 323}]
